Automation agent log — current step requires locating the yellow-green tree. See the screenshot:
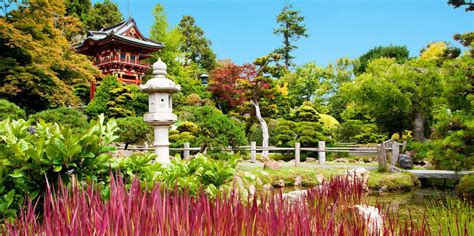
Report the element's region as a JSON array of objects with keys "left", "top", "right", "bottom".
[{"left": 0, "top": 0, "right": 99, "bottom": 112}]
